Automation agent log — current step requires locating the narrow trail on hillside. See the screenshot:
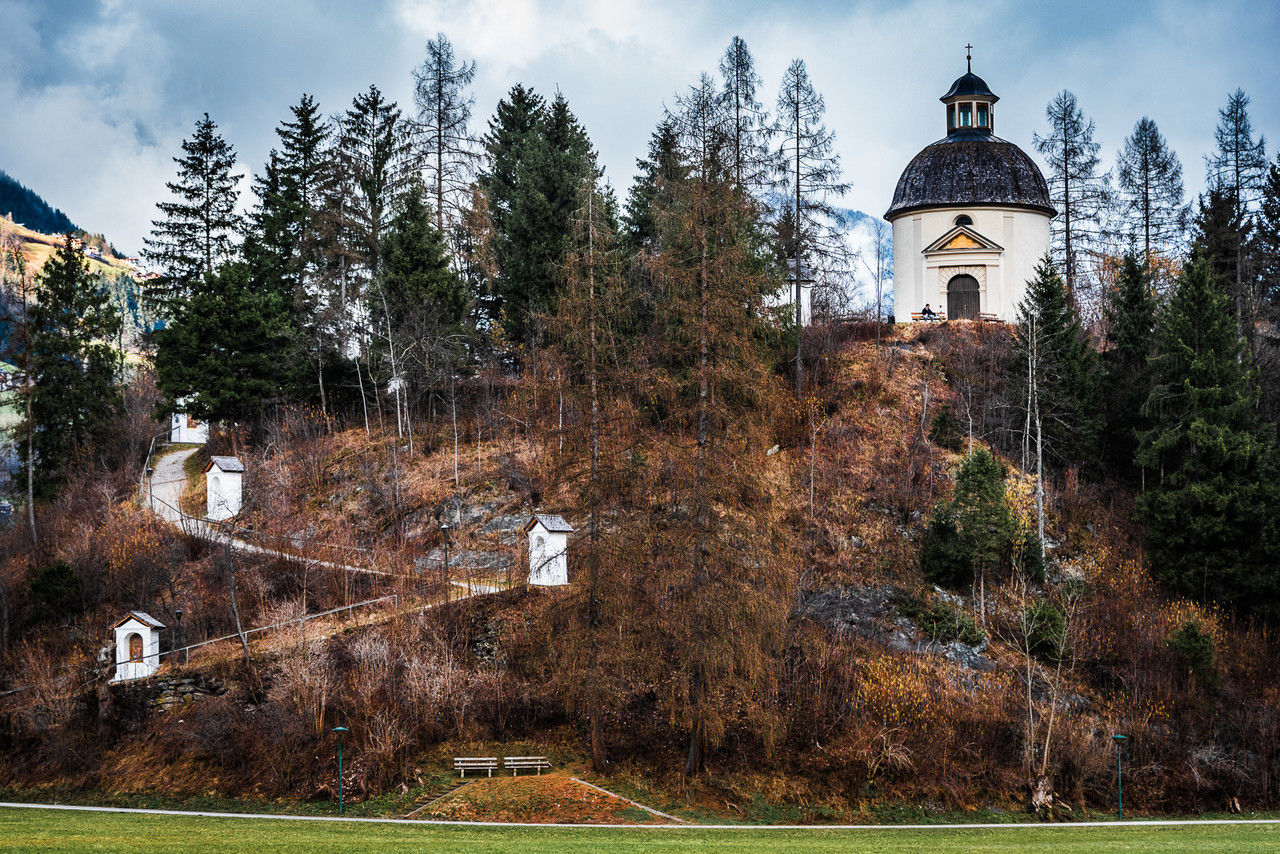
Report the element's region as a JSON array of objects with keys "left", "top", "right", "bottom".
[{"left": 145, "top": 447, "right": 394, "bottom": 578}]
